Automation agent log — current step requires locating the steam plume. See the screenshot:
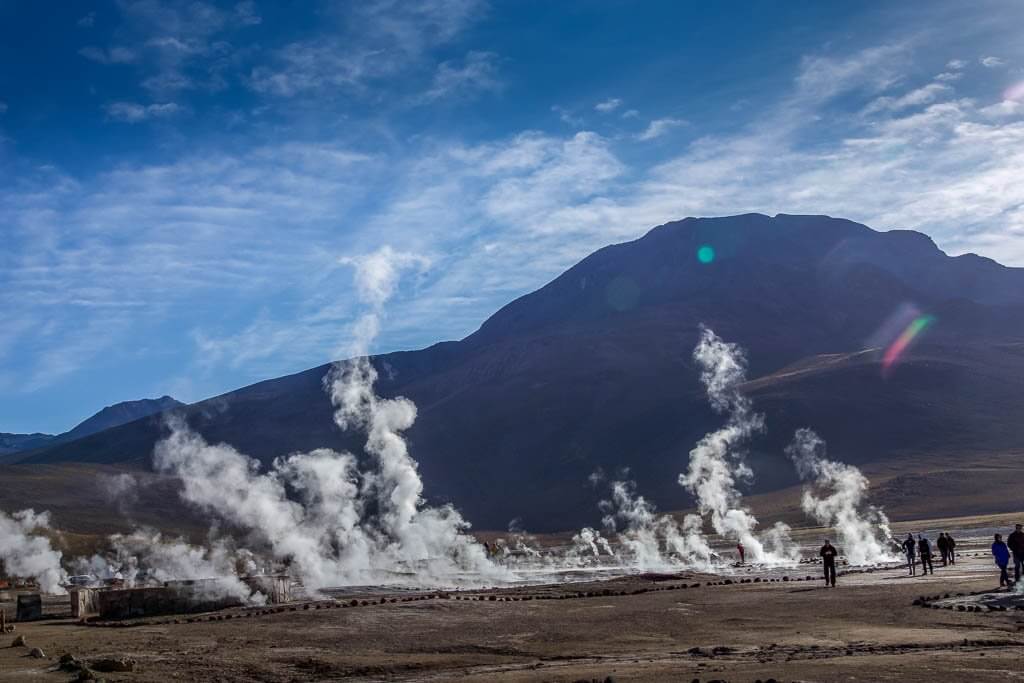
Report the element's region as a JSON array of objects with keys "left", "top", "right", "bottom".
[
  {"left": 152, "top": 245, "right": 505, "bottom": 589},
  {"left": 75, "top": 530, "right": 260, "bottom": 601},
  {"left": 679, "top": 326, "right": 797, "bottom": 564},
  {"left": 569, "top": 527, "right": 613, "bottom": 562},
  {"left": 600, "top": 481, "right": 712, "bottom": 570},
  {"left": 326, "top": 246, "right": 504, "bottom": 582},
  {"left": 786, "top": 428, "right": 896, "bottom": 565},
  {"left": 0, "top": 509, "right": 66, "bottom": 594}
]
